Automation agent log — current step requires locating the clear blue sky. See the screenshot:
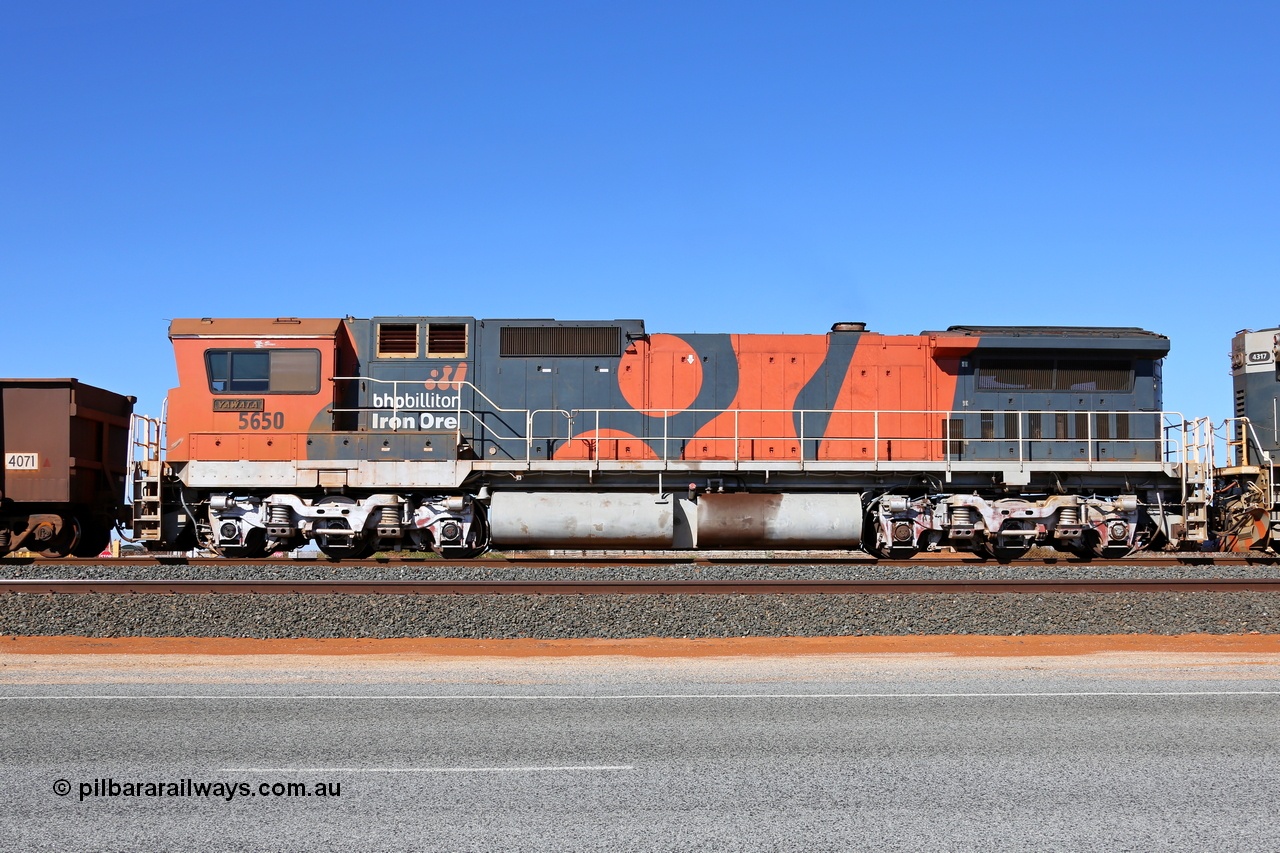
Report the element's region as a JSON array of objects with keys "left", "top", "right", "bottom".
[{"left": 3, "top": 1, "right": 1276, "bottom": 423}]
